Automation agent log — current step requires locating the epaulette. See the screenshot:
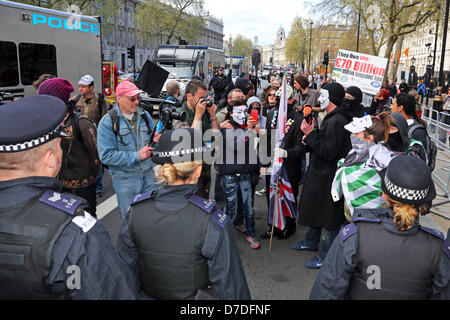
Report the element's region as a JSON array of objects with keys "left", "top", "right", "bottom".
[
  {"left": 339, "top": 223, "right": 357, "bottom": 242},
  {"left": 188, "top": 195, "right": 229, "bottom": 228},
  {"left": 353, "top": 217, "right": 382, "bottom": 223},
  {"left": 210, "top": 208, "right": 229, "bottom": 229},
  {"left": 130, "top": 190, "right": 157, "bottom": 206},
  {"left": 188, "top": 195, "right": 216, "bottom": 214},
  {"left": 420, "top": 225, "right": 445, "bottom": 240},
  {"left": 39, "top": 190, "right": 84, "bottom": 215}
]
